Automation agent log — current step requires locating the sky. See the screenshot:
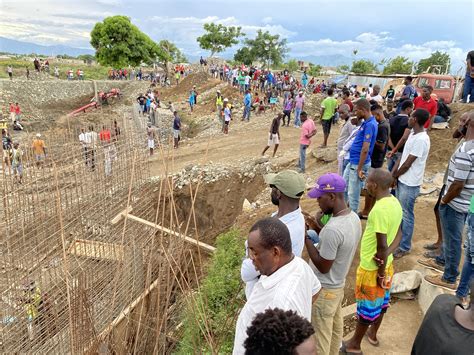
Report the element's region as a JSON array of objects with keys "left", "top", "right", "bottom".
[{"left": 0, "top": 0, "right": 473, "bottom": 71}]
